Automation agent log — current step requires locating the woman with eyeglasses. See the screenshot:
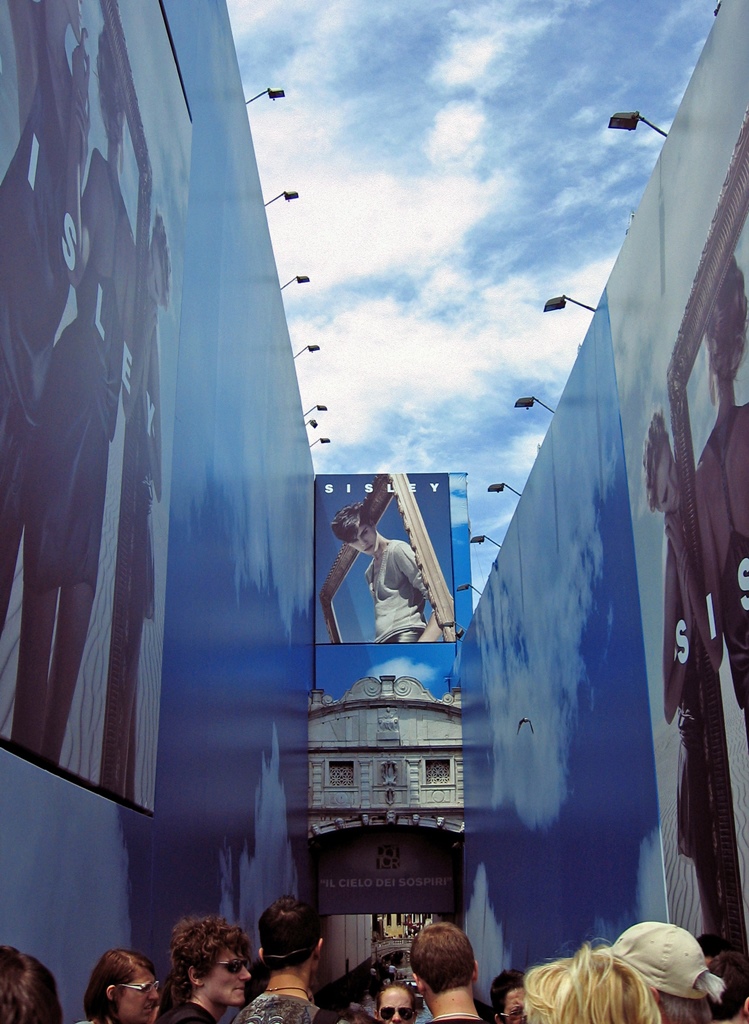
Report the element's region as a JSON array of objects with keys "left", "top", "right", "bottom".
[
  {"left": 374, "top": 983, "right": 417, "bottom": 1024},
  {"left": 157, "top": 915, "right": 251, "bottom": 1024},
  {"left": 80, "top": 948, "right": 160, "bottom": 1024},
  {"left": 490, "top": 969, "right": 525, "bottom": 1024}
]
